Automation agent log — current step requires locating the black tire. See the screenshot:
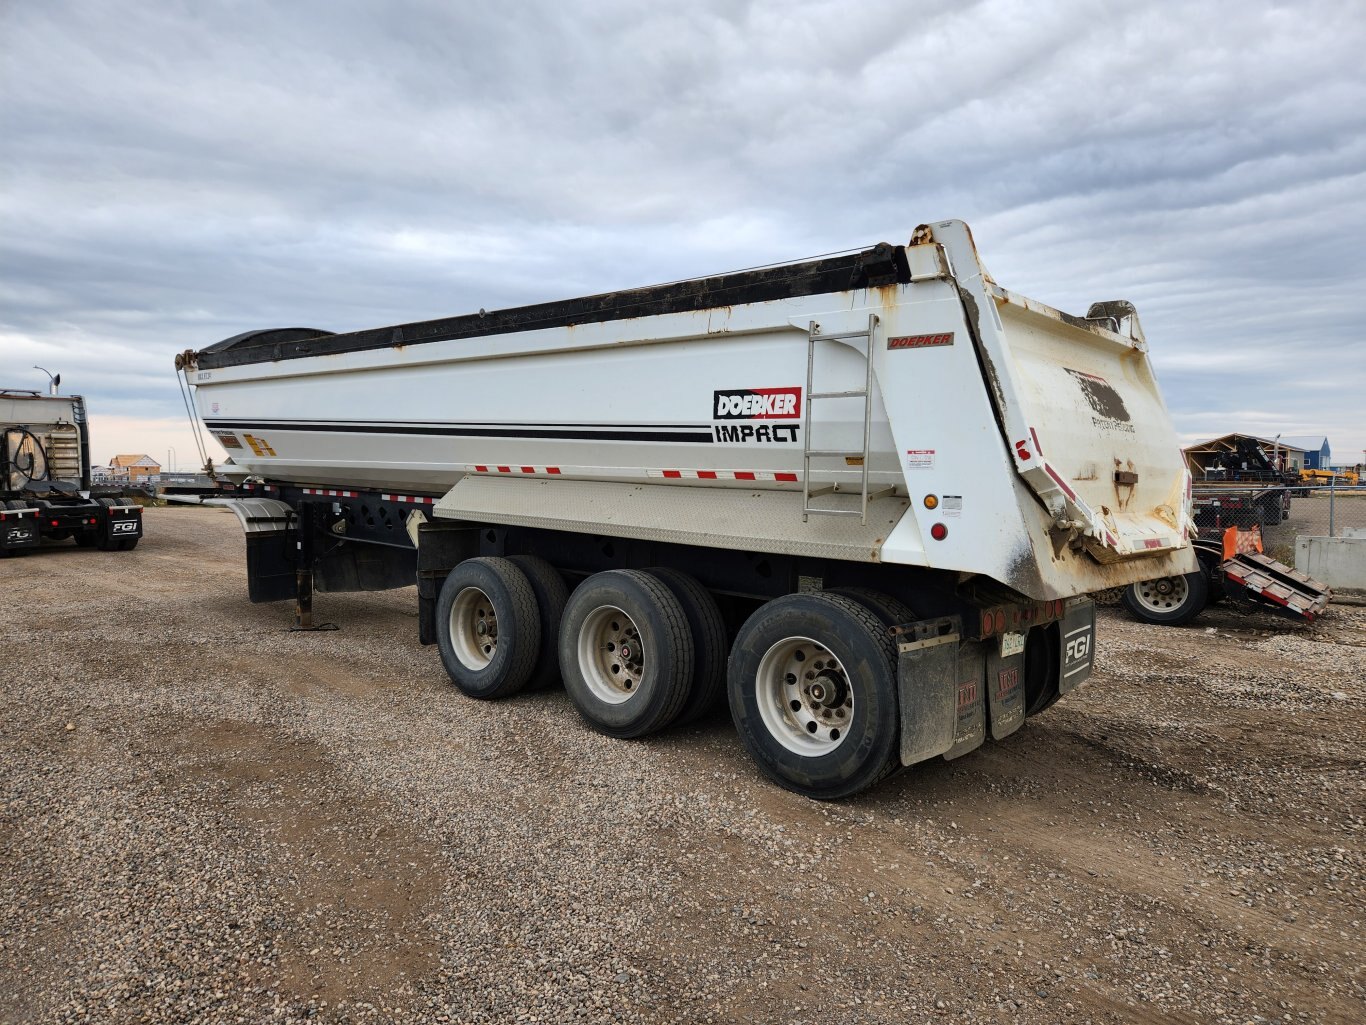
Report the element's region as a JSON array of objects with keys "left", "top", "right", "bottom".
[
  {"left": 47, "top": 529, "right": 71, "bottom": 541},
  {"left": 1023, "top": 624, "right": 1061, "bottom": 717},
  {"left": 507, "top": 554, "right": 569, "bottom": 691},
  {"left": 75, "top": 531, "right": 97, "bottom": 548},
  {"left": 436, "top": 557, "right": 541, "bottom": 699},
  {"left": 728, "top": 592, "right": 900, "bottom": 800},
  {"left": 558, "top": 569, "right": 693, "bottom": 739},
  {"left": 1120, "top": 570, "right": 1209, "bottom": 626},
  {"left": 645, "top": 567, "right": 728, "bottom": 724},
  {"left": 825, "top": 587, "right": 917, "bottom": 629}
]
